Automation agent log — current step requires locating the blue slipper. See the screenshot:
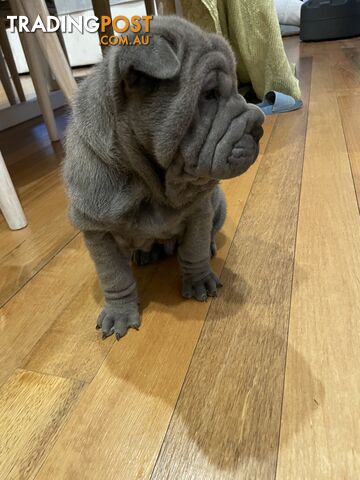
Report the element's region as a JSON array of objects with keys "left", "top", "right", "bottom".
[{"left": 258, "top": 91, "right": 303, "bottom": 115}]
